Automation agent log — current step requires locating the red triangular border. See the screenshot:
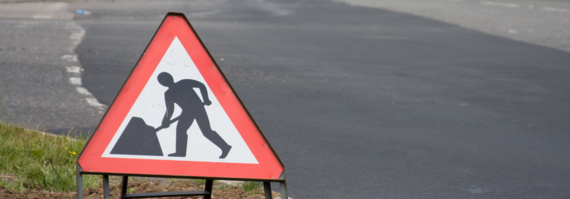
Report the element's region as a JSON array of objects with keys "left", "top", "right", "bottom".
[{"left": 78, "top": 13, "right": 284, "bottom": 180}]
